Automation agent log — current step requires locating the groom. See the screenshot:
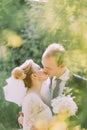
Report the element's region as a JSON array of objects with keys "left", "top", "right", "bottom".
[
  {"left": 18, "top": 43, "right": 87, "bottom": 128},
  {"left": 41, "top": 43, "right": 87, "bottom": 128}
]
